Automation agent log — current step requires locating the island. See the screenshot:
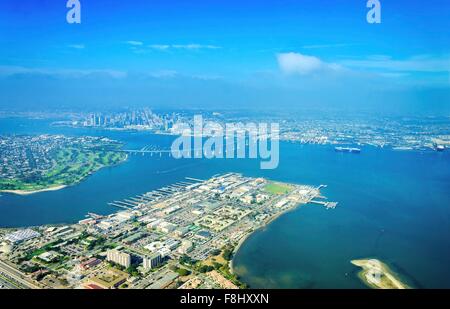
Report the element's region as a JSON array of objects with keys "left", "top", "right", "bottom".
[
  {"left": 0, "top": 173, "right": 337, "bottom": 289},
  {"left": 351, "top": 258, "right": 410, "bottom": 289},
  {"left": 0, "top": 135, "right": 127, "bottom": 195}
]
